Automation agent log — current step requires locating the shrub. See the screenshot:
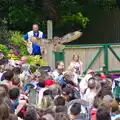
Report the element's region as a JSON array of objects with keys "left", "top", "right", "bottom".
[
  {"left": 0, "top": 44, "right": 9, "bottom": 55},
  {"left": 9, "top": 31, "right": 28, "bottom": 56}
]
